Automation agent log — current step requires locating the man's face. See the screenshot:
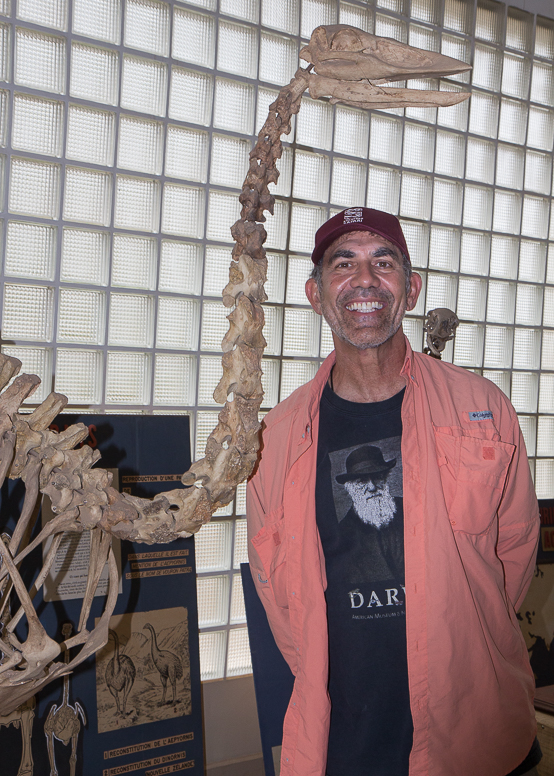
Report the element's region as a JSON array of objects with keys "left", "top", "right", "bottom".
[{"left": 305, "top": 231, "right": 421, "bottom": 351}]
